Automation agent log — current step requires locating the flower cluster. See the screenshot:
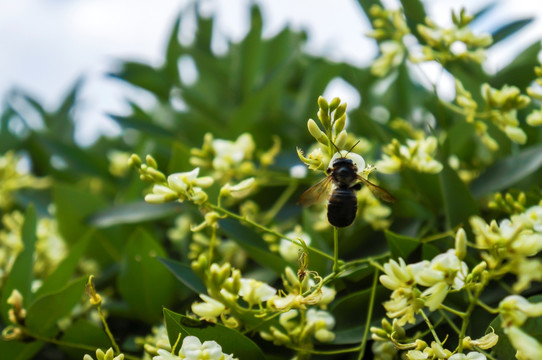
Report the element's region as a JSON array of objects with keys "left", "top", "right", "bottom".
[
  {"left": 189, "top": 259, "right": 336, "bottom": 350},
  {"left": 454, "top": 79, "right": 531, "bottom": 150},
  {"left": 376, "top": 136, "right": 443, "bottom": 174},
  {"left": 0, "top": 211, "right": 67, "bottom": 289},
  {"left": 153, "top": 336, "right": 237, "bottom": 360},
  {"left": 526, "top": 64, "right": 542, "bottom": 126},
  {"left": 0, "top": 151, "right": 50, "bottom": 210},
  {"left": 416, "top": 8, "right": 492, "bottom": 65},
  {"left": 366, "top": 5, "right": 410, "bottom": 77},
  {"left": 84, "top": 348, "right": 125, "bottom": 360},
  {"left": 470, "top": 205, "right": 542, "bottom": 292}
]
